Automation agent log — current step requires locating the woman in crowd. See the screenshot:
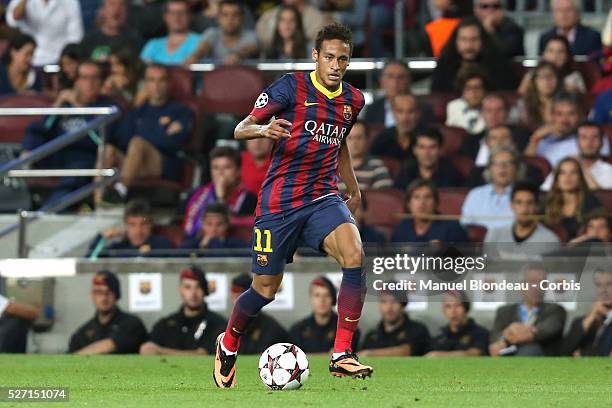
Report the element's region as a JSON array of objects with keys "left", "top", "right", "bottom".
[
  {"left": 544, "top": 157, "right": 602, "bottom": 240},
  {"left": 57, "top": 43, "right": 83, "bottom": 92},
  {"left": 102, "top": 46, "right": 144, "bottom": 105},
  {"left": 260, "top": 5, "right": 307, "bottom": 60},
  {"left": 0, "top": 33, "right": 41, "bottom": 95},
  {"left": 519, "top": 35, "right": 586, "bottom": 95},
  {"left": 516, "top": 61, "right": 562, "bottom": 127},
  {"left": 392, "top": 179, "right": 469, "bottom": 243}
]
